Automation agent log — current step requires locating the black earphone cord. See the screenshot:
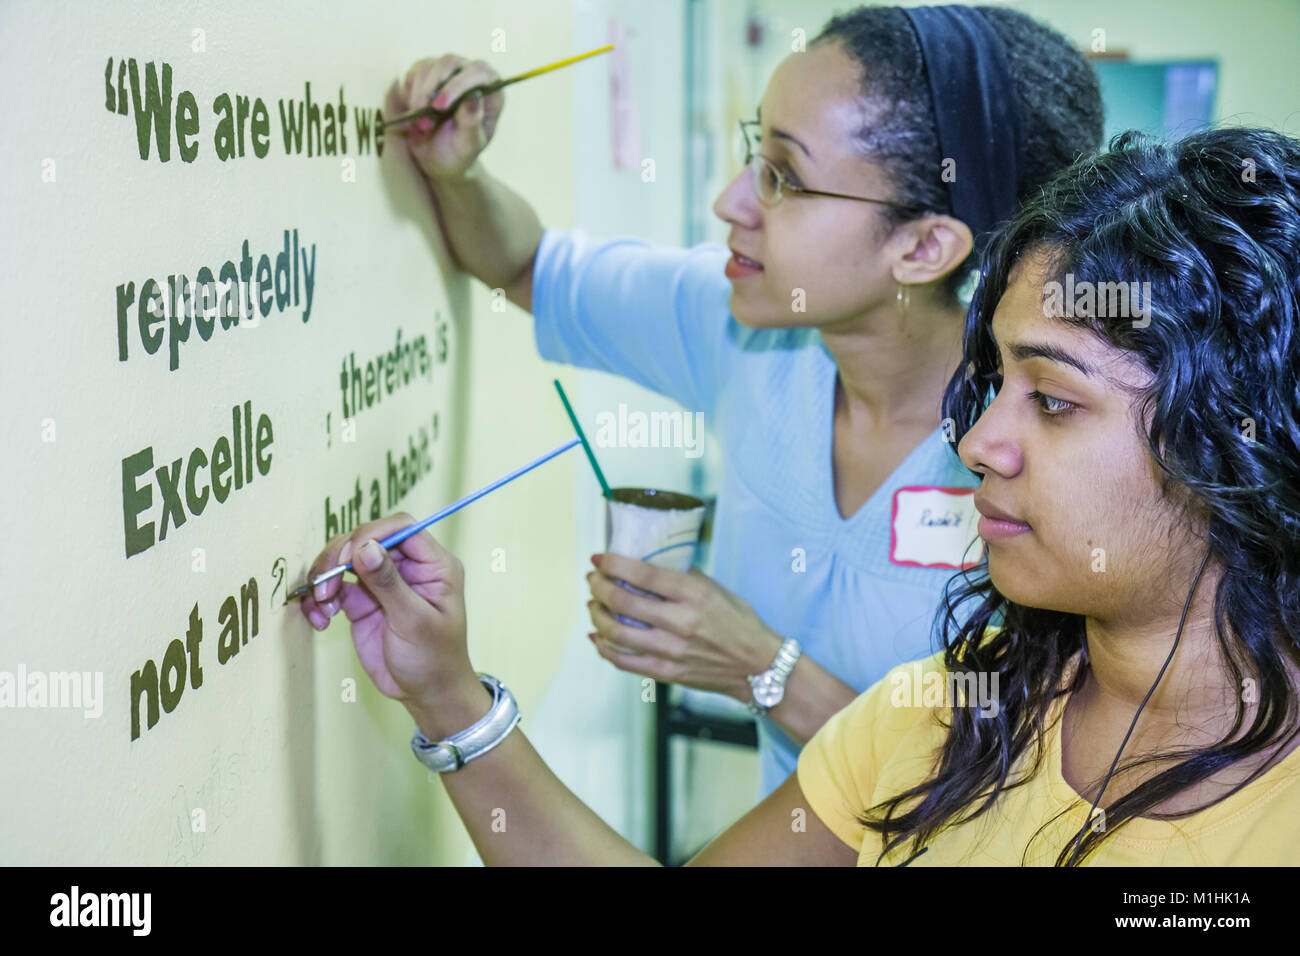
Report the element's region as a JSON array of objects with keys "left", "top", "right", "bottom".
[{"left": 1064, "top": 547, "right": 1215, "bottom": 866}]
